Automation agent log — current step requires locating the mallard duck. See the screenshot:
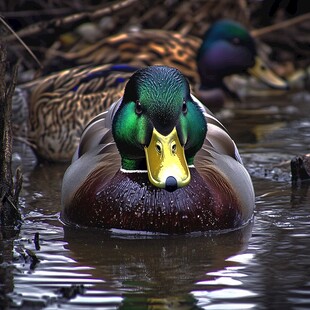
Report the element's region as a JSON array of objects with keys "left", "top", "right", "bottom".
[
  {"left": 44, "top": 19, "right": 288, "bottom": 107},
  {"left": 61, "top": 66, "right": 255, "bottom": 233}
]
